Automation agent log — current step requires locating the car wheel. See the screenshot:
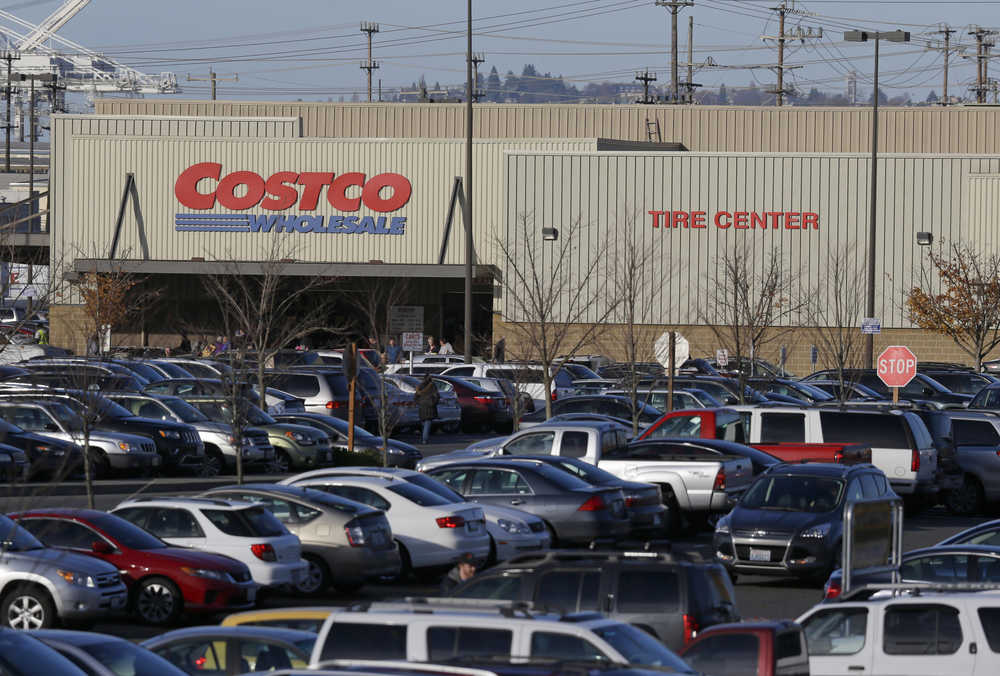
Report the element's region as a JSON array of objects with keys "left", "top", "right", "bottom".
[
  {"left": 543, "top": 520, "right": 559, "bottom": 547},
  {"left": 295, "top": 555, "right": 330, "bottom": 595},
  {"left": 394, "top": 541, "right": 413, "bottom": 582},
  {"left": 661, "top": 487, "right": 682, "bottom": 535},
  {"left": 199, "top": 451, "right": 222, "bottom": 478},
  {"left": 134, "top": 577, "right": 182, "bottom": 625},
  {"left": 486, "top": 536, "right": 498, "bottom": 568},
  {"left": 91, "top": 451, "right": 111, "bottom": 480},
  {"left": 272, "top": 450, "right": 292, "bottom": 474},
  {"left": 2, "top": 584, "right": 55, "bottom": 629},
  {"left": 946, "top": 476, "right": 985, "bottom": 516}
]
